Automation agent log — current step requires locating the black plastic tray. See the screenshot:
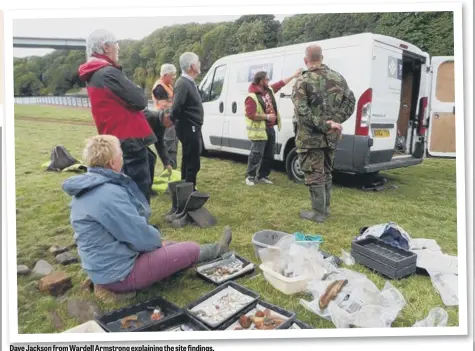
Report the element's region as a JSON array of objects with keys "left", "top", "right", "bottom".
[
  {"left": 351, "top": 237, "right": 417, "bottom": 269},
  {"left": 351, "top": 250, "right": 417, "bottom": 280},
  {"left": 185, "top": 281, "right": 259, "bottom": 330},
  {"left": 196, "top": 253, "right": 255, "bottom": 285},
  {"left": 289, "top": 319, "right": 312, "bottom": 329},
  {"left": 96, "top": 296, "right": 182, "bottom": 332},
  {"left": 217, "top": 299, "right": 296, "bottom": 331},
  {"left": 135, "top": 312, "right": 210, "bottom": 332}
]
